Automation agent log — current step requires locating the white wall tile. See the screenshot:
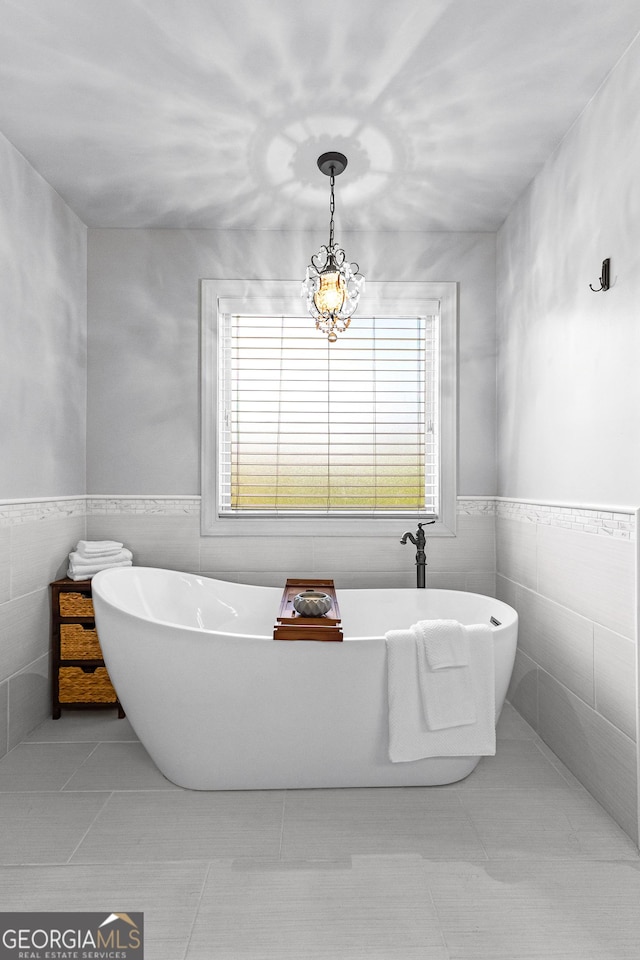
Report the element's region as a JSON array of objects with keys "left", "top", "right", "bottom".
[
  {"left": 425, "top": 572, "right": 468, "bottom": 591},
  {"left": 200, "top": 536, "right": 312, "bottom": 574},
  {"left": 507, "top": 650, "right": 539, "bottom": 731},
  {"left": 0, "top": 589, "right": 49, "bottom": 683},
  {"left": 87, "top": 515, "right": 200, "bottom": 572},
  {"left": 323, "top": 571, "right": 415, "bottom": 590},
  {"left": 11, "top": 517, "right": 85, "bottom": 598},
  {"left": 536, "top": 524, "right": 635, "bottom": 638},
  {"left": 313, "top": 536, "right": 410, "bottom": 573},
  {"left": 516, "top": 586, "right": 594, "bottom": 707},
  {"left": 8, "top": 654, "right": 50, "bottom": 750},
  {"left": 428, "top": 515, "right": 495, "bottom": 570},
  {"left": 496, "top": 573, "right": 518, "bottom": 609},
  {"left": 0, "top": 529, "right": 10, "bottom": 603},
  {"left": 203, "top": 570, "right": 317, "bottom": 589},
  {"left": 537, "top": 670, "right": 638, "bottom": 842},
  {"left": 496, "top": 517, "right": 537, "bottom": 590},
  {"left": 464, "top": 571, "right": 496, "bottom": 596},
  {"left": 594, "top": 625, "right": 637, "bottom": 742}
]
